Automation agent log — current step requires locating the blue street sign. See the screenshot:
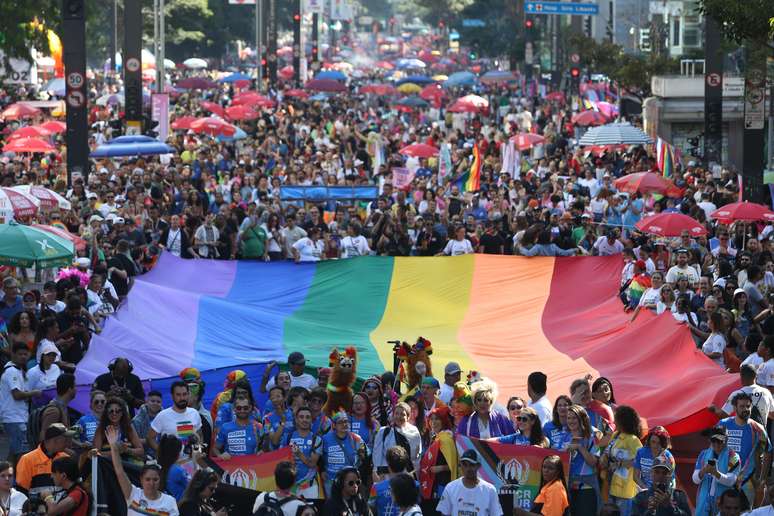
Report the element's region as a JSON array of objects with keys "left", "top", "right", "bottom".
[
  {"left": 525, "top": 1, "right": 599, "bottom": 15},
  {"left": 462, "top": 19, "right": 486, "bottom": 27}
]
